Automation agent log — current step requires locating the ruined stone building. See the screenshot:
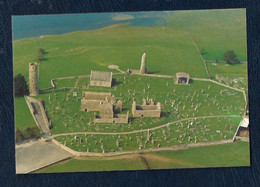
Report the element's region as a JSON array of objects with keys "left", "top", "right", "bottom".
[
  {"left": 127, "top": 53, "right": 147, "bottom": 74},
  {"left": 90, "top": 70, "right": 112, "bottom": 87},
  {"left": 80, "top": 92, "right": 116, "bottom": 112},
  {"left": 132, "top": 98, "right": 161, "bottom": 117},
  {"left": 80, "top": 92, "right": 128, "bottom": 123},
  {"left": 29, "top": 62, "right": 39, "bottom": 96},
  {"left": 174, "top": 72, "right": 190, "bottom": 84}
]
